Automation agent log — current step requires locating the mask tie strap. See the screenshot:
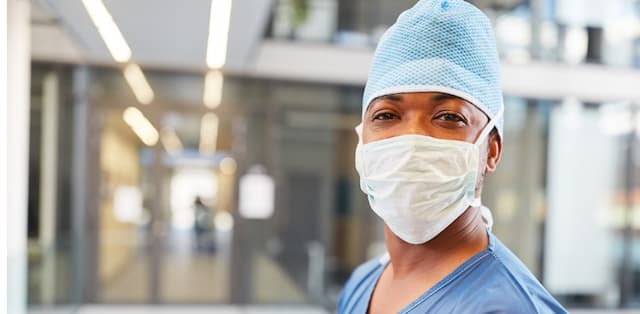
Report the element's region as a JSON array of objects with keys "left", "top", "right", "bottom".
[
  {"left": 481, "top": 206, "right": 494, "bottom": 230},
  {"left": 355, "top": 123, "right": 364, "bottom": 144},
  {"left": 474, "top": 106, "right": 504, "bottom": 144}
]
